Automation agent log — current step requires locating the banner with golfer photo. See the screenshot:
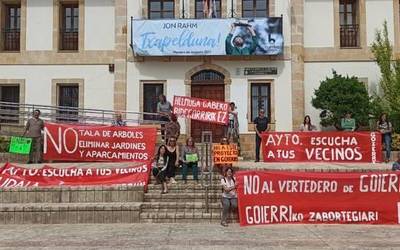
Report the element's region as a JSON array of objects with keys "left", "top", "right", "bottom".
[{"left": 132, "top": 18, "right": 283, "bottom": 56}]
